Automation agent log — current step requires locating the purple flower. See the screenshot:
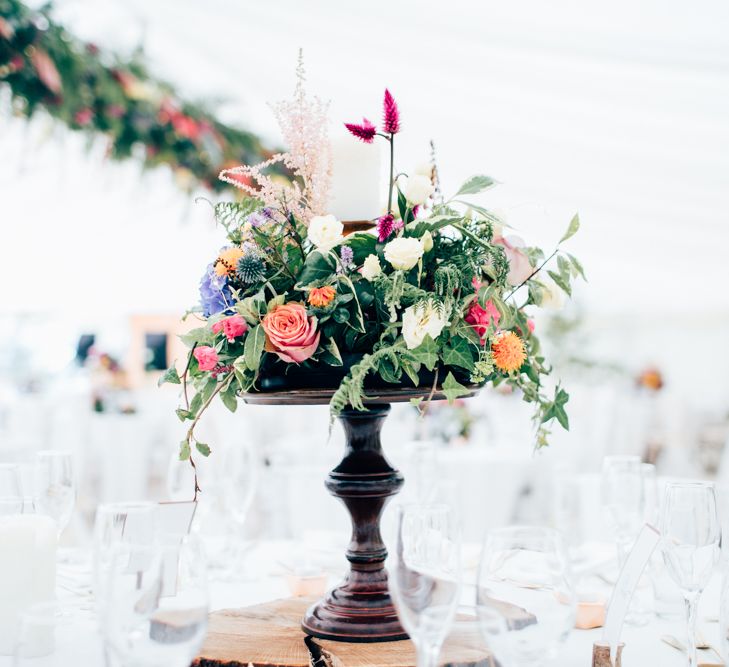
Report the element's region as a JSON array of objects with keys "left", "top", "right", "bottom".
[
  {"left": 199, "top": 263, "right": 233, "bottom": 317},
  {"left": 248, "top": 207, "right": 274, "bottom": 228},
  {"left": 340, "top": 245, "right": 354, "bottom": 270},
  {"left": 382, "top": 89, "right": 400, "bottom": 134}
]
